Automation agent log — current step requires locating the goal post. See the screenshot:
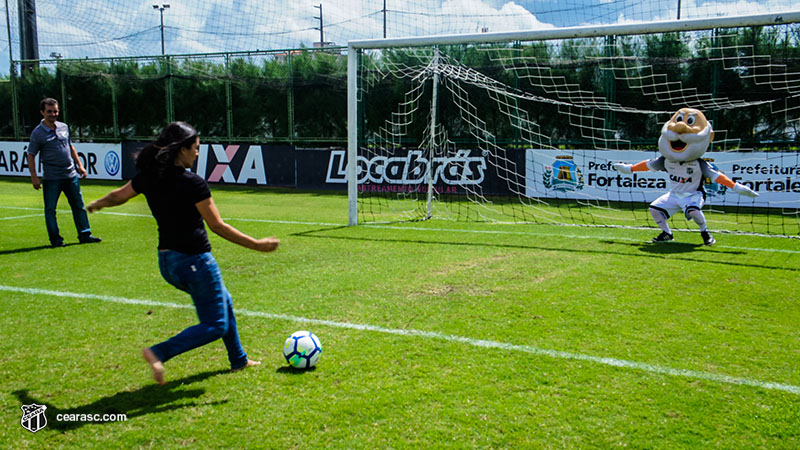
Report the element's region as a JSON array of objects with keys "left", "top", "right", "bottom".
[{"left": 346, "top": 11, "right": 800, "bottom": 235}]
